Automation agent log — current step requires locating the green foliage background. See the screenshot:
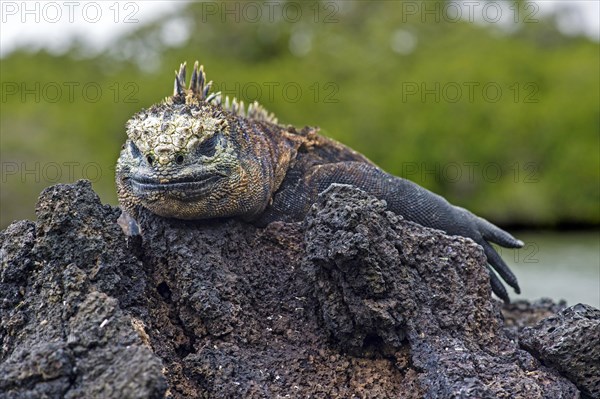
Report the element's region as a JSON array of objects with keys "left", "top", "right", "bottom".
[{"left": 1, "top": 1, "right": 599, "bottom": 228}]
